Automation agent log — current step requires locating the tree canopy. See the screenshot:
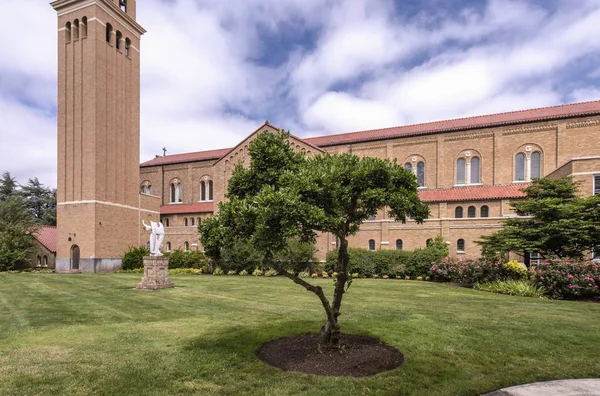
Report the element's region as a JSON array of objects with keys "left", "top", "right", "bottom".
[
  {"left": 478, "top": 177, "right": 600, "bottom": 261},
  {"left": 0, "top": 196, "right": 39, "bottom": 271},
  {"left": 200, "top": 130, "right": 429, "bottom": 346}
]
